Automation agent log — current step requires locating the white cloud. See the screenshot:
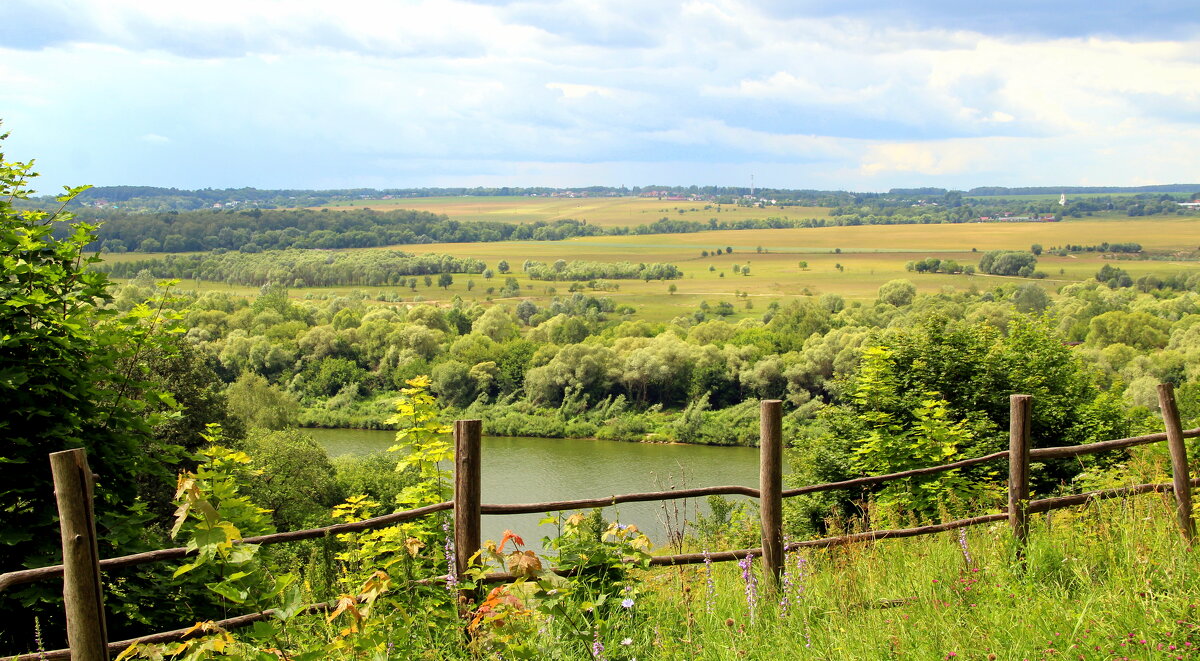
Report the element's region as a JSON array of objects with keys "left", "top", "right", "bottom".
[
  {"left": 2, "top": 1, "right": 1200, "bottom": 190},
  {"left": 546, "top": 83, "right": 615, "bottom": 99}
]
